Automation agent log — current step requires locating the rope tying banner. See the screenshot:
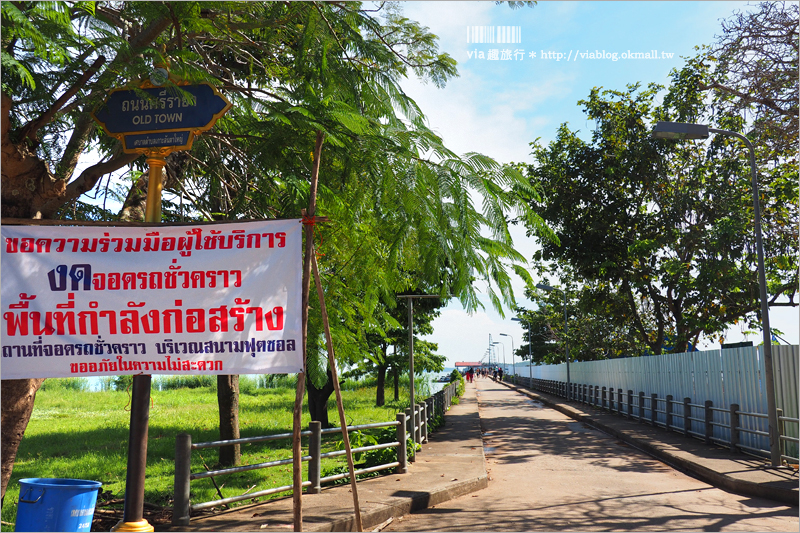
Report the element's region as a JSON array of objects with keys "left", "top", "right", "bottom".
[{"left": 301, "top": 215, "right": 328, "bottom": 257}]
